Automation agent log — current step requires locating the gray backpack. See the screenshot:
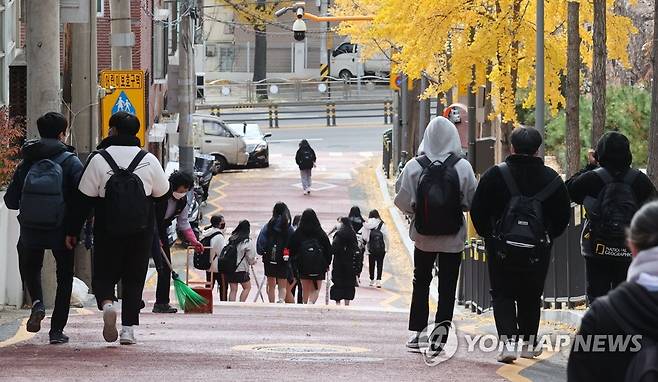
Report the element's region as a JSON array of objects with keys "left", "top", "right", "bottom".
[{"left": 18, "top": 152, "right": 73, "bottom": 230}]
